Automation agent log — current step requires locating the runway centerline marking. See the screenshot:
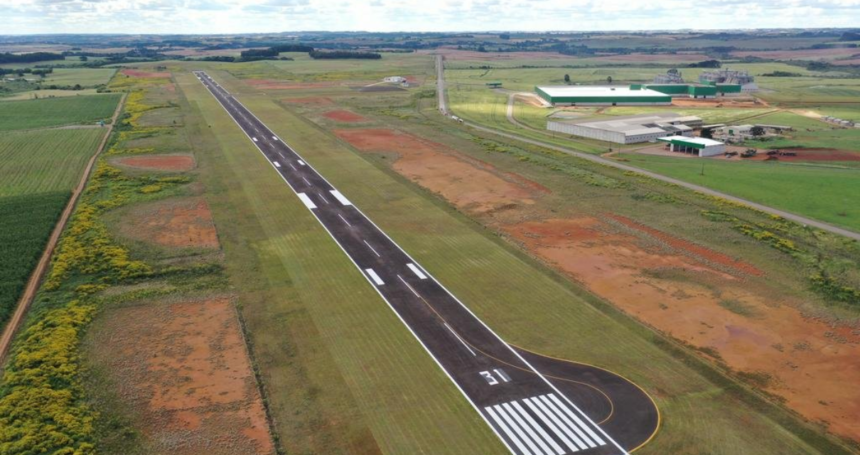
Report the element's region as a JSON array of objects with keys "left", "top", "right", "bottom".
[
  {"left": 365, "top": 268, "right": 385, "bottom": 286},
  {"left": 302, "top": 176, "right": 312, "bottom": 186},
  {"left": 337, "top": 213, "right": 351, "bottom": 226},
  {"left": 406, "top": 263, "right": 427, "bottom": 280},
  {"left": 363, "top": 239, "right": 381, "bottom": 257},
  {"left": 443, "top": 322, "right": 477, "bottom": 357},
  {"left": 397, "top": 274, "right": 423, "bottom": 299},
  {"left": 319, "top": 193, "right": 330, "bottom": 204},
  {"left": 288, "top": 163, "right": 297, "bottom": 171}
]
